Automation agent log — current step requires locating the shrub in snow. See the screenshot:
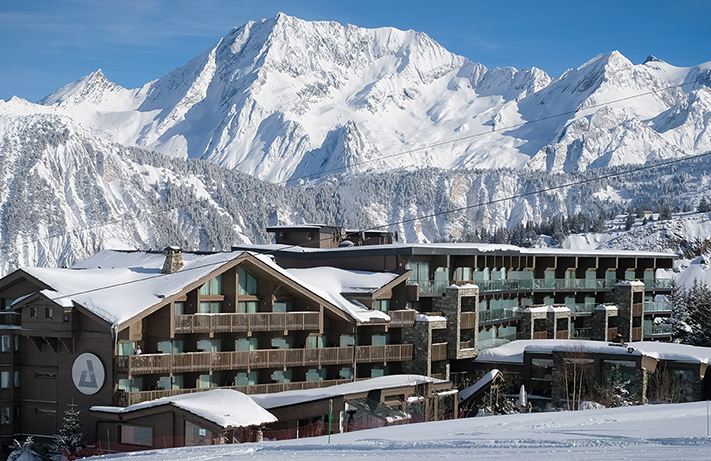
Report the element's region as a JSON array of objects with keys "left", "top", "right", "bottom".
[{"left": 8, "top": 437, "right": 42, "bottom": 461}]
